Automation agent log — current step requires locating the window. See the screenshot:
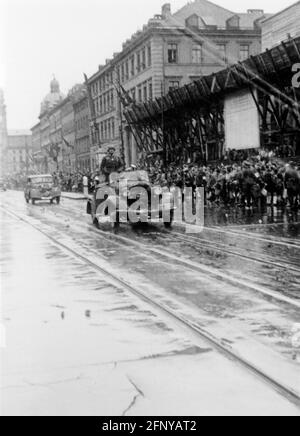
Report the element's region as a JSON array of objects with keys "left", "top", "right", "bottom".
[
  {"left": 116, "top": 66, "right": 121, "bottom": 81},
  {"left": 131, "top": 88, "right": 136, "bottom": 101},
  {"left": 142, "top": 48, "right": 146, "bottom": 70},
  {"left": 104, "top": 121, "right": 107, "bottom": 140},
  {"left": 108, "top": 120, "right": 111, "bottom": 139},
  {"left": 168, "top": 44, "right": 178, "bottom": 64},
  {"left": 138, "top": 86, "right": 142, "bottom": 102},
  {"left": 137, "top": 52, "right": 141, "bottom": 73},
  {"left": 169, "top": 80, "right": 180, "bottom": 91},
  {"left": 148, "top": 45, "right": 152, "bottom": 67},
  {"left": 110, "top": 91, "right": 114, "bottom": 109},
  {"left": 112, "top": 118, "right": 115, "bottom": 138},
  {"left": 148, "top": 81, "right": 153, "bottom": 100},
  {"left": 143, "top": 82, "right": 148, "bottom": 101},
  {"left": 121, "top": 64, "right": 125, "bottom": 82},
  {"left": 186, "top": 14, "right": 201, "bottom": 28},
  {"left": 240, "top": 44, "right": 250, "bottom": 61},
  {"left": 216, "top": 44, "right": 227, "bottom": 63},
  {"left": 192, "top": 45, "right": 203, "bottom": 64},
  {"left": 130, "top": 56, "right": 135, "bottom": 77},
  {"left": 125, "top": 61, "right": 129, "bottom": 80}
]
